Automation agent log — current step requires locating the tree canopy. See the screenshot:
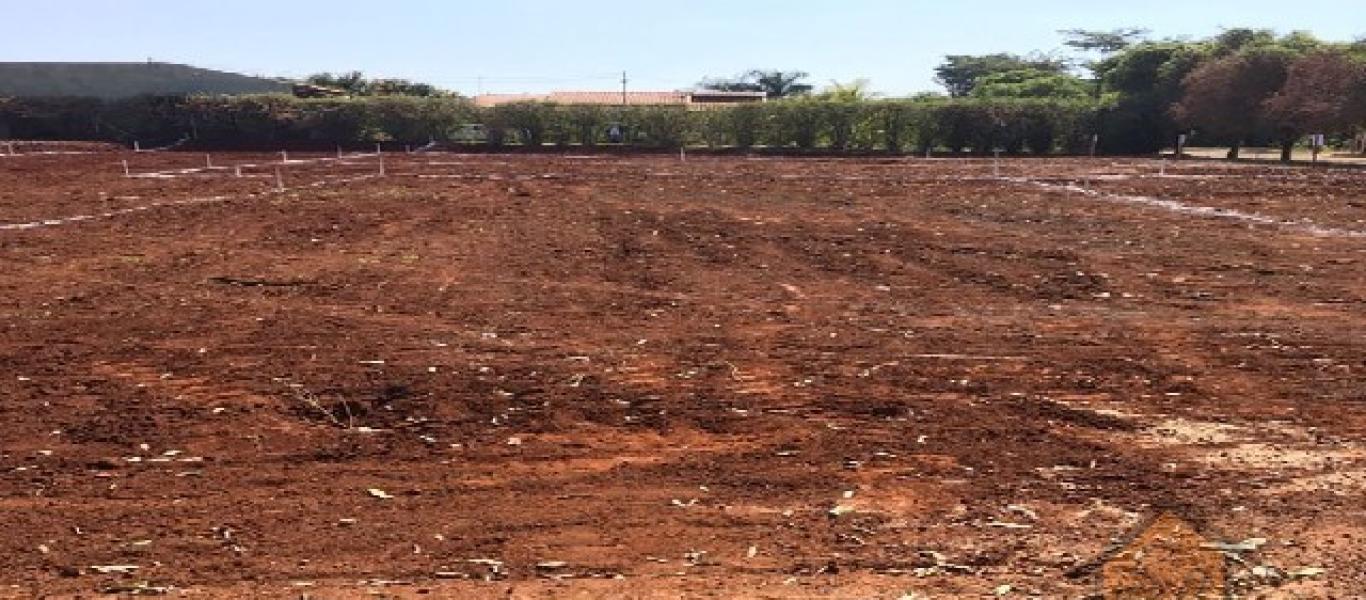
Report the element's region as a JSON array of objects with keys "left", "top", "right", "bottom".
[
  {"left": 1171, "top": 46, "right": 1296, "bottom": 157},
  {"left": 1263, "top": 49, "right": 1366, "bottom": 143},
  {"left": 306, "top": 72, "right": 447, "bottom": 97},
  {"left": 1061, "top": 28, "right": 1150, "bottom": 54},
  {"left": 934, "top": 53, "right": 1069, "bottom": 97},
  {"left": 699, "top": 70, "right": 813, "bottom": 98},
  {"left": 818, "top": 79, "right": 876, "bottom": 102},
  {"left": 971, "top": 69, "right": 1092, "bottom": 99},
  {"left": 690, "top": 27, "right": 1366, "bottom": 159}
]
